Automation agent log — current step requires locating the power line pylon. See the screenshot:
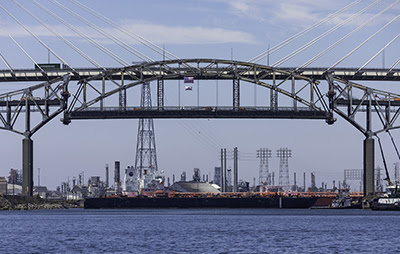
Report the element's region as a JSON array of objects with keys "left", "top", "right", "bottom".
[
  {"left": 277, "top": 148, "right": 291, "bottom": 190},
  {"left": 257, "top": 148, "right": 271, "bottom": 185},
  {"left": 135, "top": 82, "right": 158, "bottom": 179}
]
